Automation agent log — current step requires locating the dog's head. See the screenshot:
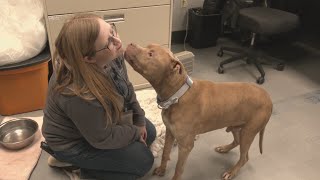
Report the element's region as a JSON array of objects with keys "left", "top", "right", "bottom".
[{"left": 124, "top": 43, "right": 184, "bottom": 84}]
